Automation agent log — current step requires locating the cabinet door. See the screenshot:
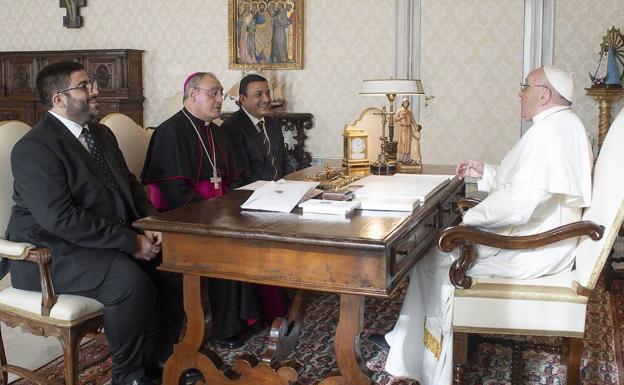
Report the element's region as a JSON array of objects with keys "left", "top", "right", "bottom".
[
  {"left": 84, "top": 57, "right": 122, "bottom": 97},
  {"left": 5, "top": 57, "right": 37, "bottom": 98}
]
